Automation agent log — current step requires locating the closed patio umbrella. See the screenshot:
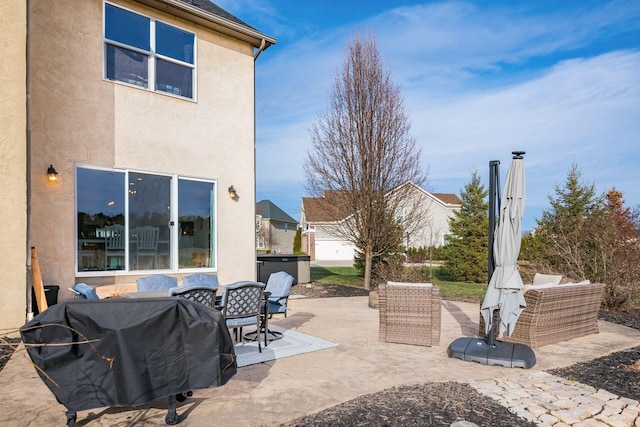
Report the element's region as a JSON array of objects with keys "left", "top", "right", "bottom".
[
  {"left": 481, "top": 153, "right": 526, "bottom": 338},
  {"left": 448, "top": 151, "right": 534, "bottom": 368}
]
